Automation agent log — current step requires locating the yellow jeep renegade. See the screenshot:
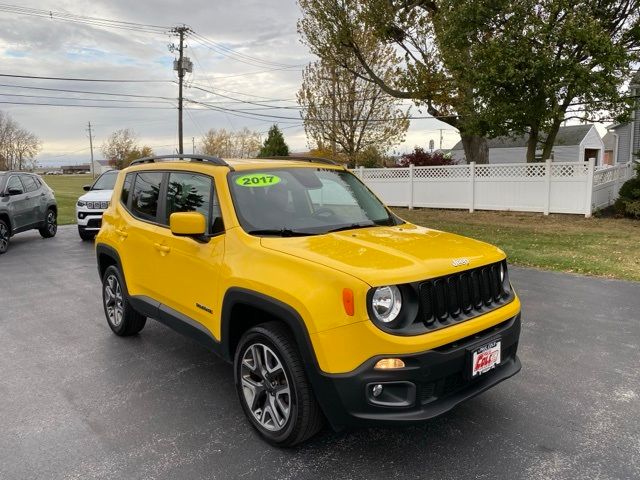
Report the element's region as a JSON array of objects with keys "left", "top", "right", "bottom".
[{"left": 95, "top": 154, "right": 521, "bottom": 446}]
